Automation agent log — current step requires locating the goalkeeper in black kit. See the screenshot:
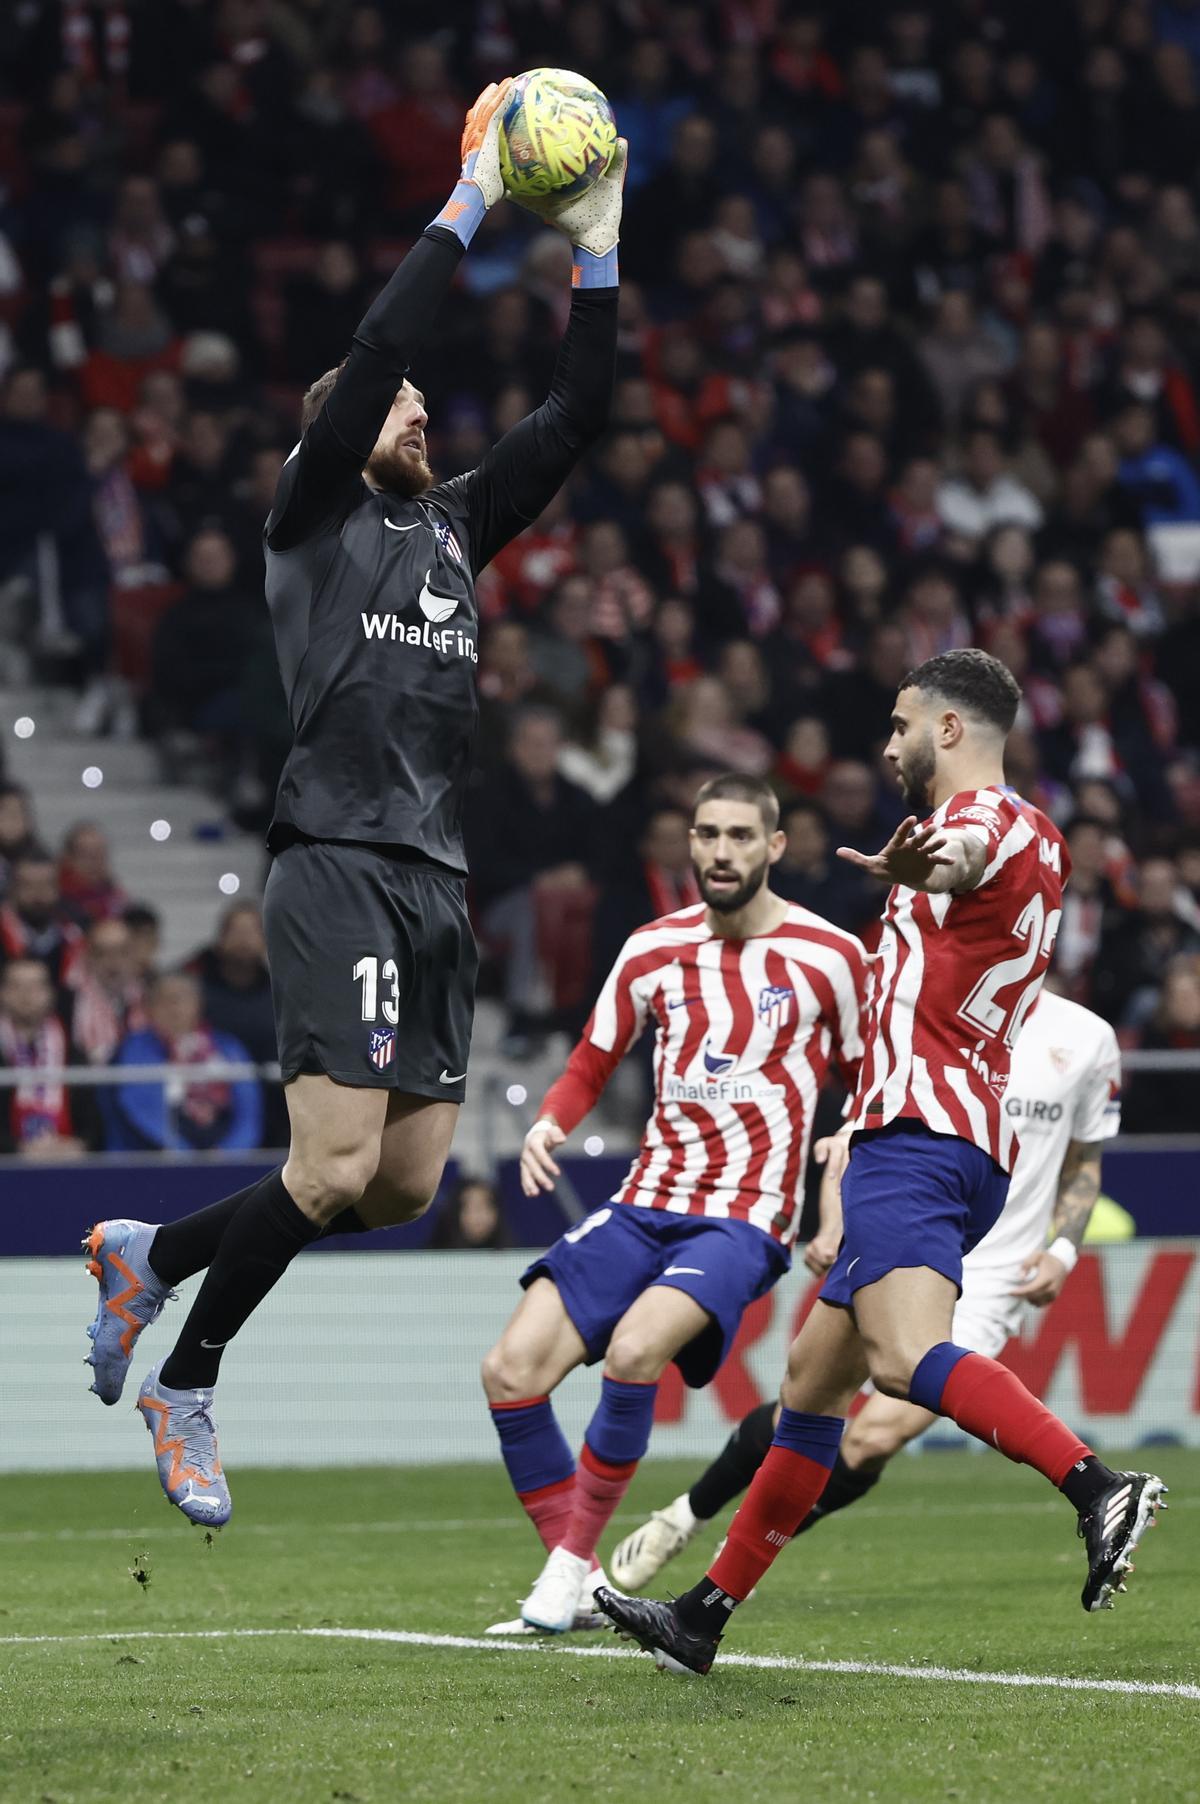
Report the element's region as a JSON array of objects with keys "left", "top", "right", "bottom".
[{"left": 83, "top": 80, "right": 629, "bottom": 1529}]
